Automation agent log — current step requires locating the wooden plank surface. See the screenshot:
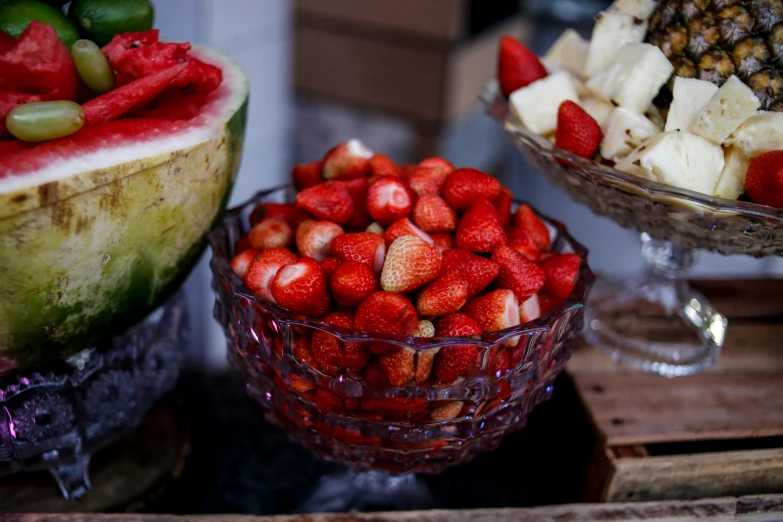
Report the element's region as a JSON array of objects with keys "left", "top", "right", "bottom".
[{"left": 4, "top": 494, "right": 783, "bottom": 521}]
